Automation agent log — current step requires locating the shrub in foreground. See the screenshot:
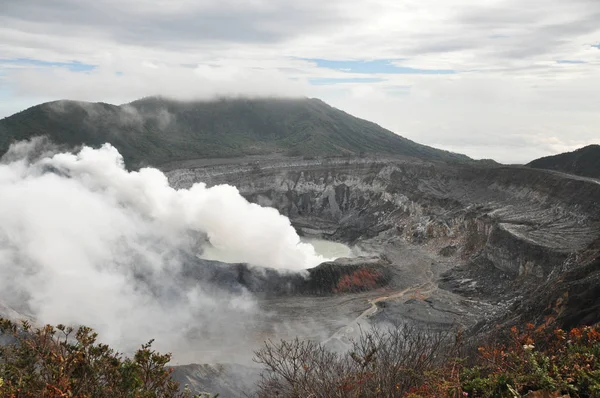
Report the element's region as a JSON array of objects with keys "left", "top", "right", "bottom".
[
  {"left": 464, "top": 325, "right": 600, "bottom": 397},
  {"left": 254, "top": 325, "right": 460, "bottom": 397},
  {"left": 0, "top": 318, "right": 211, "bottom": 398},
  {"left": 407, "top": 324, "right": 600, "bottom": 397},
  {"left": 255, "top": 324, "right": 600, "bottom": 397},
  {"left": 5, "top": 315, "right": 600, "bottom": 397}
]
